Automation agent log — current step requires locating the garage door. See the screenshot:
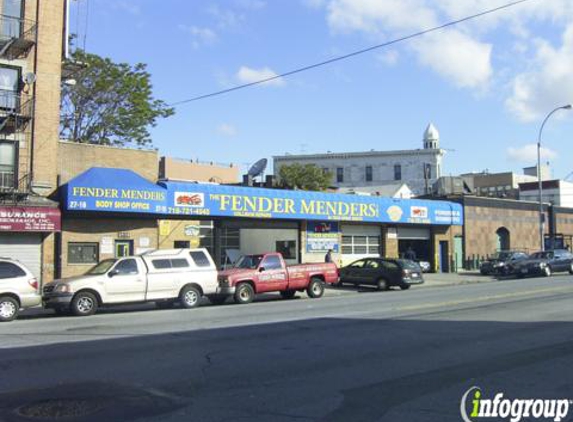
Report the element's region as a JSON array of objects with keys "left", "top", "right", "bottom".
[
  {"left": 341, "top": 224, "right": 381, "bottom": 265},
  {"left": 0, "top": 233, "right": 42, "bottom": 280},
  {"left": 396, "top": 227, "right": 430, "bottom": 240}
]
